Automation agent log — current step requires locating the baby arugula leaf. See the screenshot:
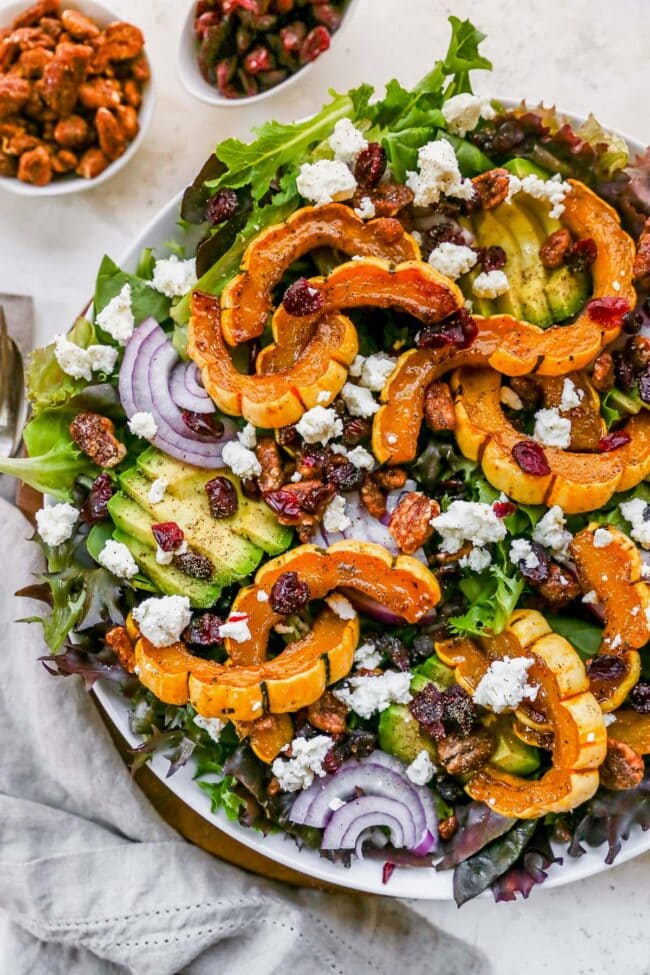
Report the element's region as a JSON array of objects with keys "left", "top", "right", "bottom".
[{"left": 451, "top": 564, "right": 524, "bottom": 638}]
